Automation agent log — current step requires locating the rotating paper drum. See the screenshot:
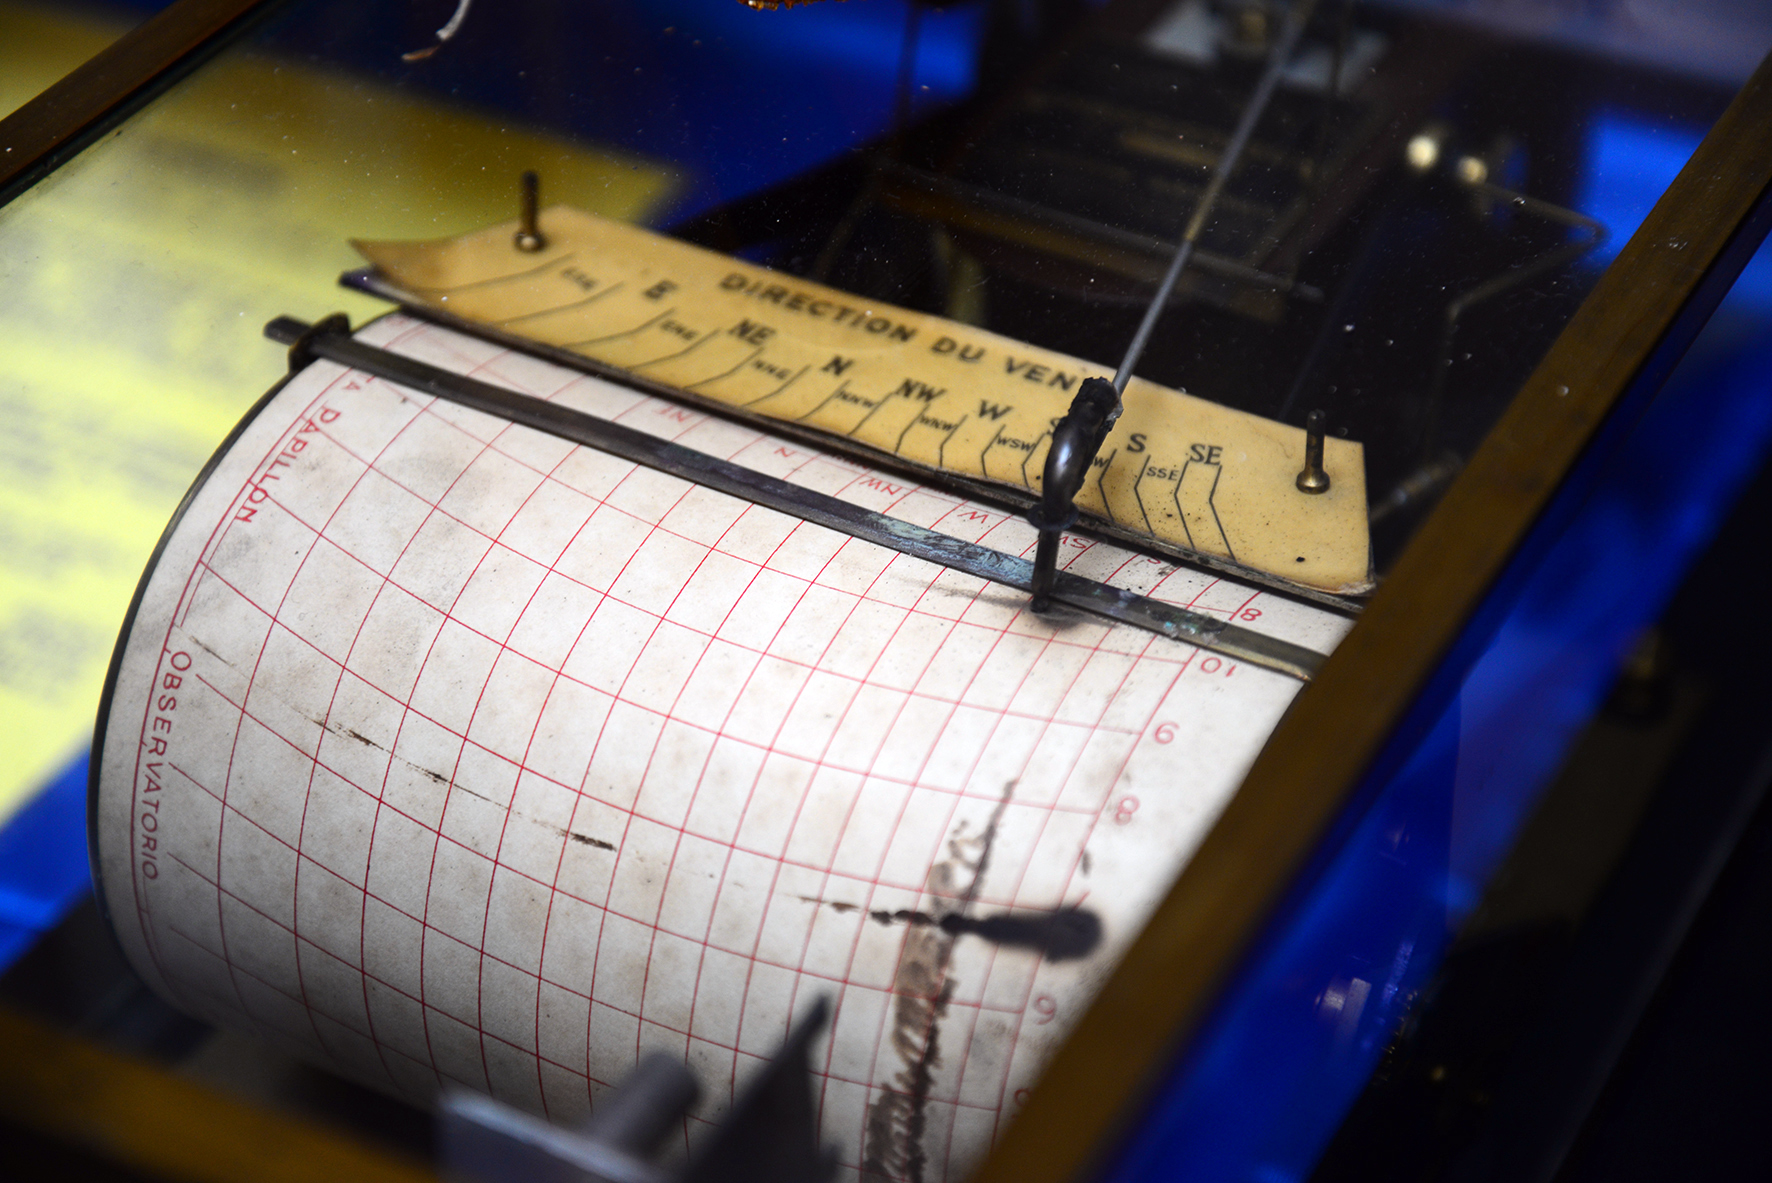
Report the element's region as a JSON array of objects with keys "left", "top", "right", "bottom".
[{"left": 91, "top": 314, "right": 1337, "bottom": 1182}]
